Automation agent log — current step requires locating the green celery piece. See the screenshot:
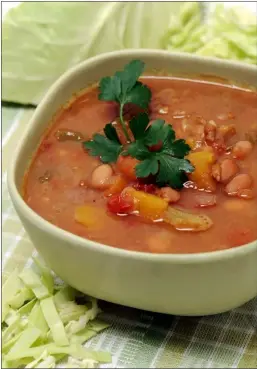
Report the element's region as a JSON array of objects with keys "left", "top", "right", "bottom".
[
  {"left": 19, "top": 269, "right": 50, "bottom": 300},
  {"left": 7, "top": 327, "right": 41, "bottom": 356},
  {"left": 8, "top": 287, "right": 35, "bottom": 310},
  {"left": 18, "top": 299, "right": 37, "bottom": 316},
  {"left": 28, "top": 302, "right": 49, "bottom": 335},
  {"left": 40, "top": 297, "right": 69, "bottom": 346},
  {"left": 5, "top": 343, "right": 112, "bottom": 363},
  {"left": 33, "top": 256, "right": 54, "bottom": 295}
]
